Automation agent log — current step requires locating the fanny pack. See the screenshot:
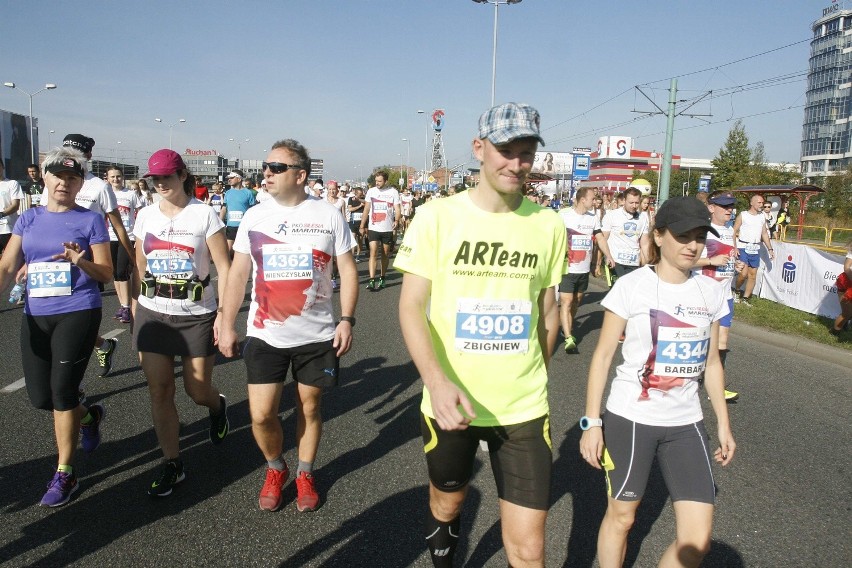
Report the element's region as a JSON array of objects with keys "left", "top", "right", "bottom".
[{"left": 142, "top": 273, "right": 210, "bottom": 301}]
